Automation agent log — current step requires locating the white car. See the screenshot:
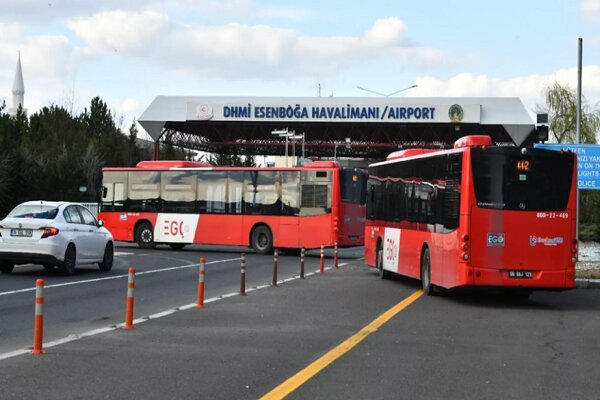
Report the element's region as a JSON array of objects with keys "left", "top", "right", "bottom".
[{"left": 0, "top": 201, "right": 114, "bottom": 275}]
